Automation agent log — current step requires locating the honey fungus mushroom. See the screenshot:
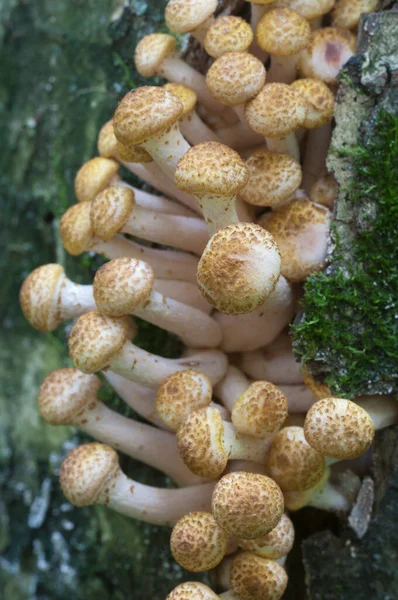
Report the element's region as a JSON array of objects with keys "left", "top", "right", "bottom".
[{"left": 230, "top": 552, "right": 288, "bottom": 600}]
